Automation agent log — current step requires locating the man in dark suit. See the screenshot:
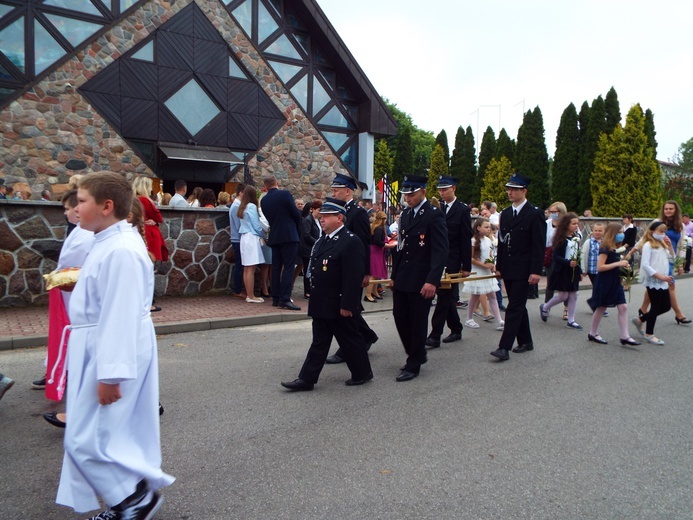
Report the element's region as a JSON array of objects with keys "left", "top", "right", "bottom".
[
  {"left": 260, "top": 176, "right": 302, "bottom": 310},
  {"left": 426, "top": 175, "right": 472, "bottom": 348},
  {"left": 390, "top": 175, "right": 448, "bottom": 381},
  {"left": 490, "top": 173, "right": 546, "bottom": 361},
  {"left": 281, "top": 198, "right": 373, "bottom": 391},
  {"left": 325, "top": 174, "right": 379, "bottom": 364}
]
